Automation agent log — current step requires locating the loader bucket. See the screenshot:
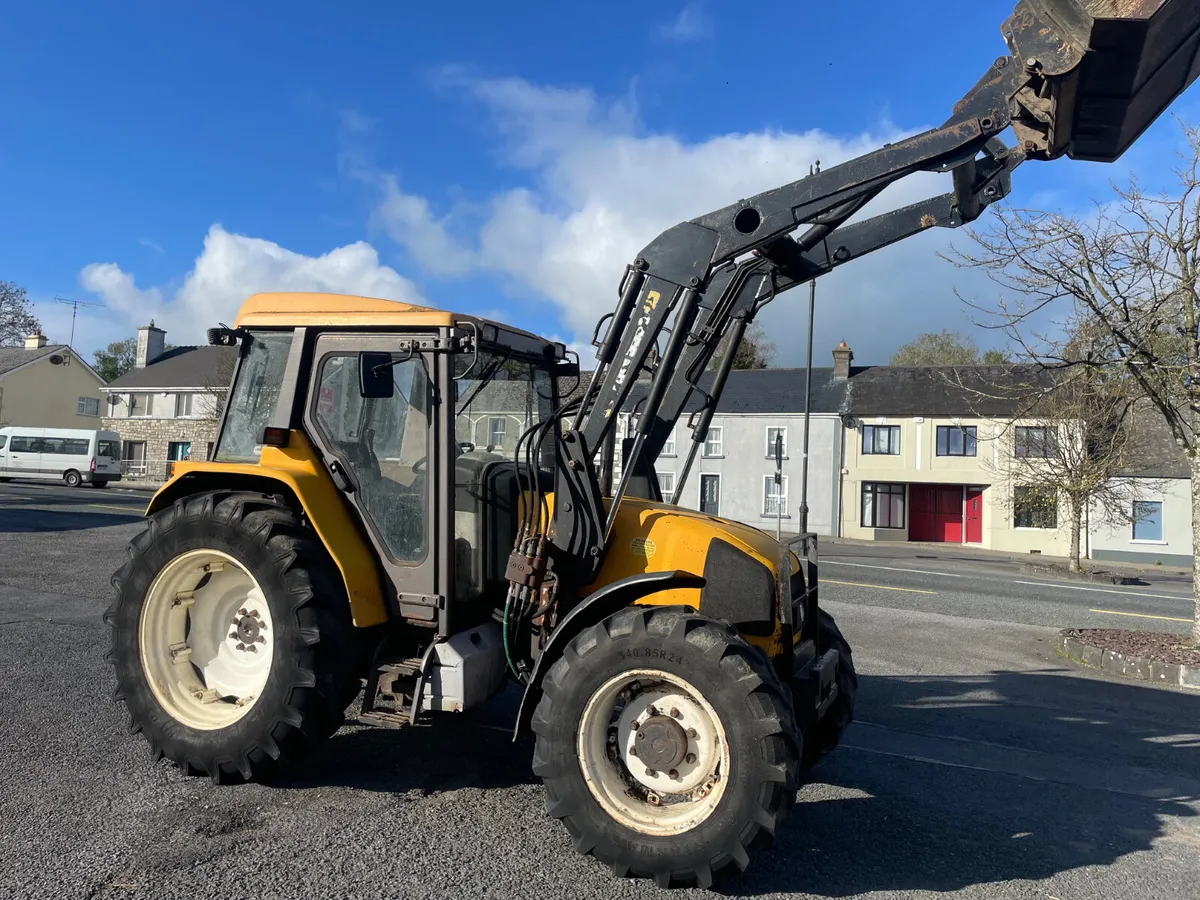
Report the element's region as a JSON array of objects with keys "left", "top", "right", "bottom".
[{"left": 1005, "top": 0, "right": 1200, "bottom": 161}]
